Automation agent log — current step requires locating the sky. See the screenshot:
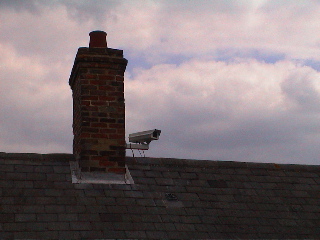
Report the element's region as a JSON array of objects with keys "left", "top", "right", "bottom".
[{"left": 1, "top": 0, "right": 320, "bottom": 165}]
